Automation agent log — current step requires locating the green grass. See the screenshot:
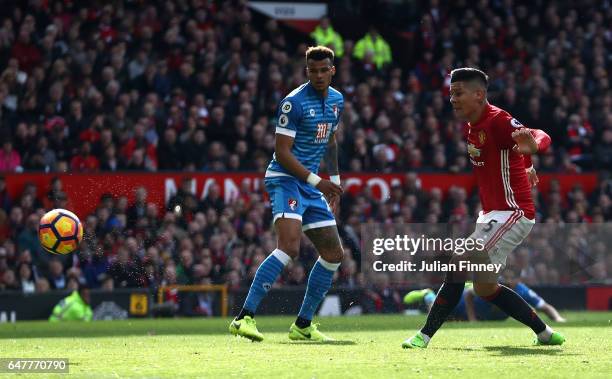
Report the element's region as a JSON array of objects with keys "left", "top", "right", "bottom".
[{"left": 0, "top": 312, "right": 610, "bottom": 378}]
